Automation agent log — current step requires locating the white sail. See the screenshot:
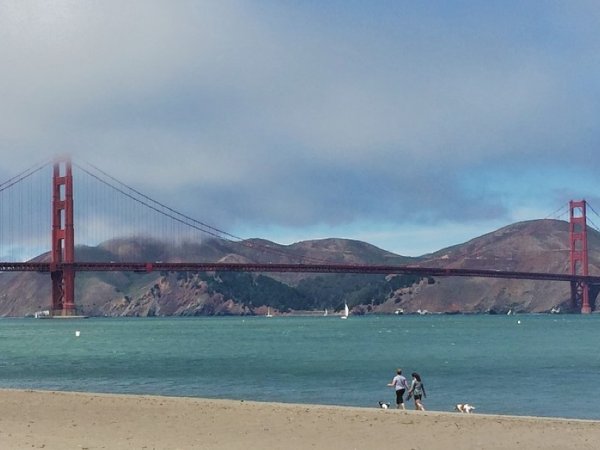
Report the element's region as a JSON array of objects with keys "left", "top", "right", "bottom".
[
  {"left": 341, "top": 303, "right": 349, "bottom": 319},
  {"left": 266, "top": 307, "right": 273, "bottom": 318}
]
